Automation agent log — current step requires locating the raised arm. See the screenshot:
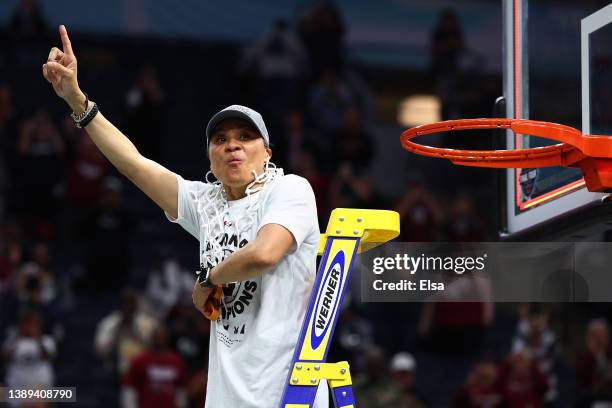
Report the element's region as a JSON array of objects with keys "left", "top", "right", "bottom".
[{"left": 42, "top": 25, "right": 179, "bottom": 218}]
